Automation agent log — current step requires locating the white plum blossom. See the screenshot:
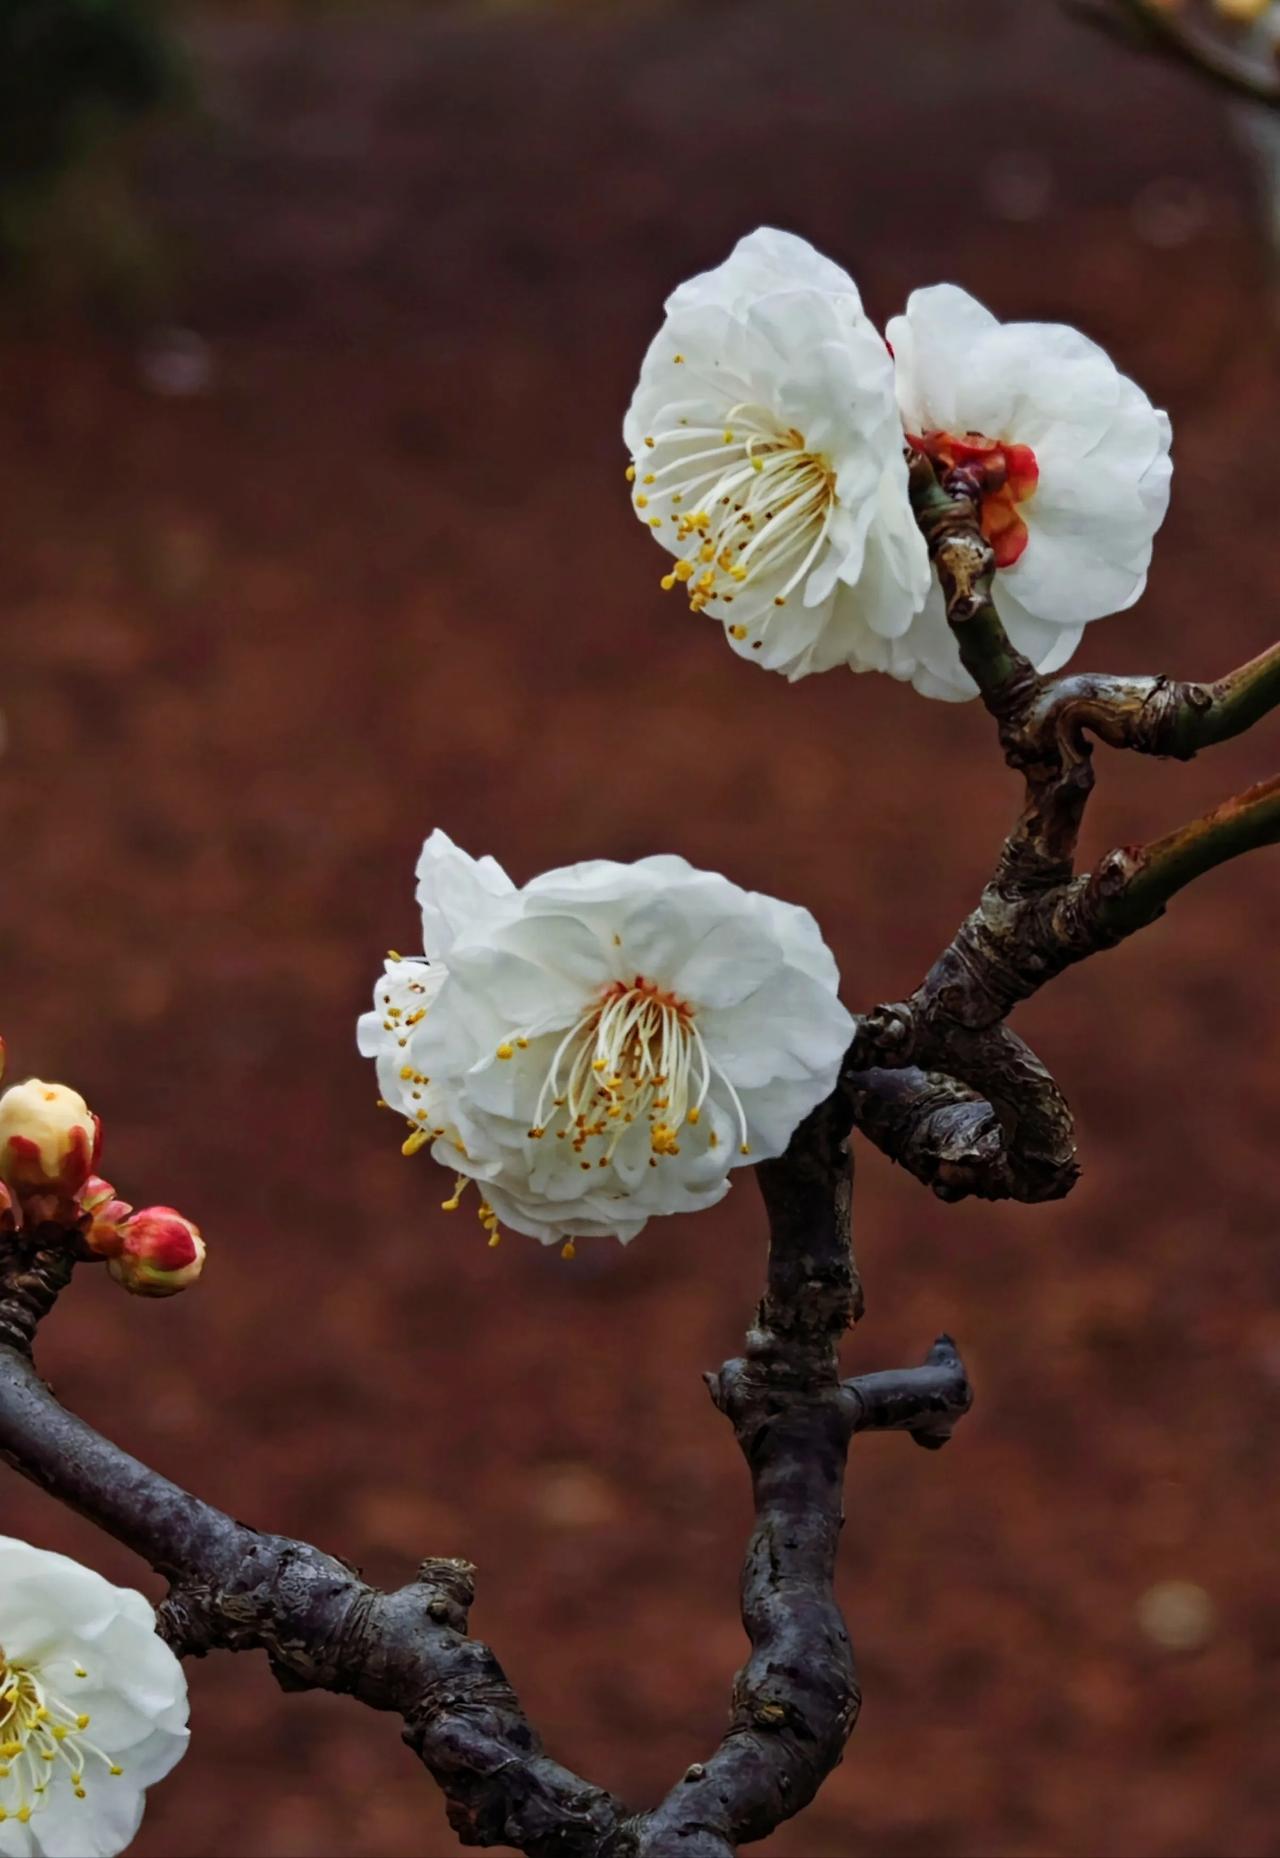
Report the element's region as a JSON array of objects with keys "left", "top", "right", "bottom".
[
  {"left": 624, "top": 227, "right": 931, "bottom": 680},
  {"left": 884, "top": 283, "right": 1174, "bottom": 700},
  {"left": 360, "top": 832, "right": 853, "bottom": 1249},
  {"left": 0, "top": 1537, "right": 189, "bottom": 1858}
]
